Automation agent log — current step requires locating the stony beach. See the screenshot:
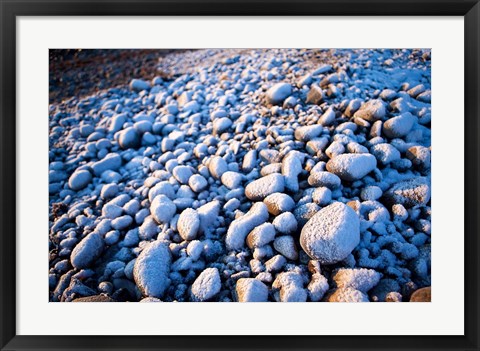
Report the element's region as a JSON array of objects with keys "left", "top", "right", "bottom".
[{"left": 49, "top": 49, "right": 431, "bottom": 302}]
